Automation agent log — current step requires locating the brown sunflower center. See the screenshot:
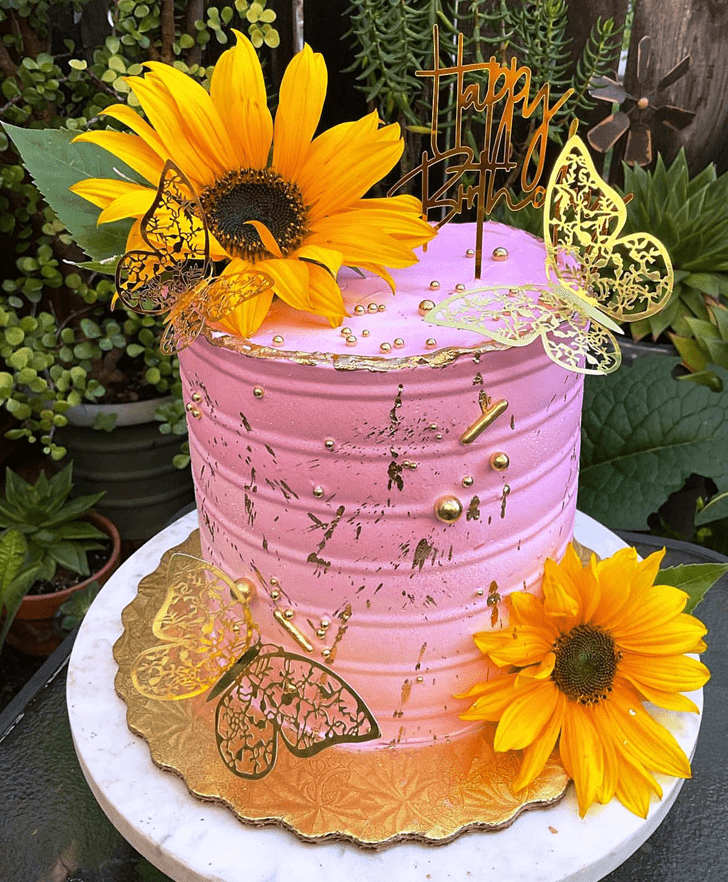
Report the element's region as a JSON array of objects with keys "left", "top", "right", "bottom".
[
  {"left": 551, "top": 624, "right": 620, "bottom": 705},
  {"left": 199, "top": 168, "right": 307, "bottom": 260}
]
